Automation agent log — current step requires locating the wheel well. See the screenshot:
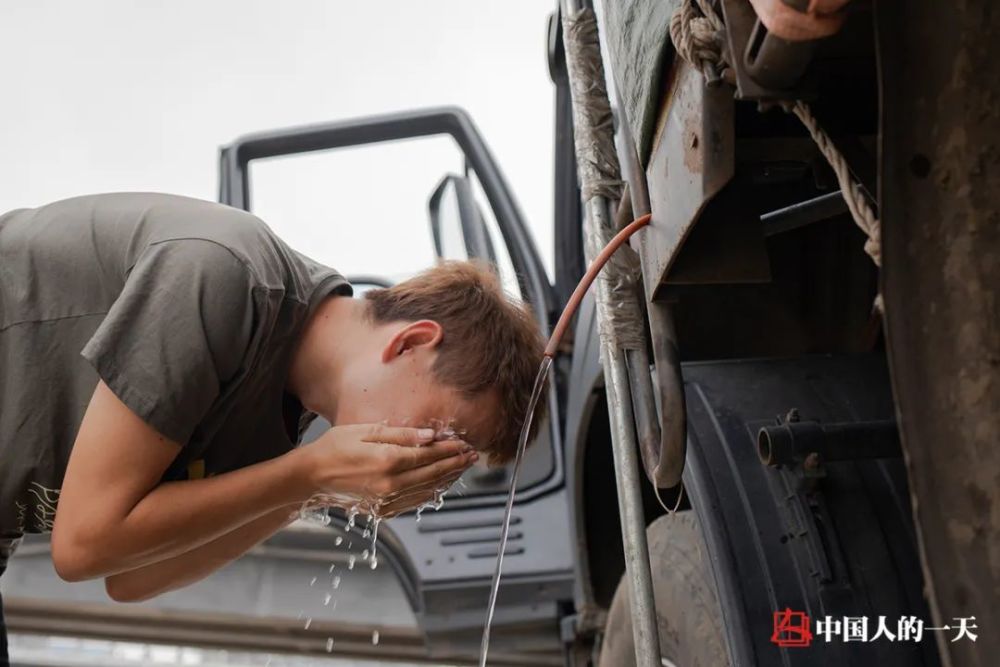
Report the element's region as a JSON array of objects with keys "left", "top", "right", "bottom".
[{"left": 580, "top": 391, "right": 680, "bottom": 610}]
